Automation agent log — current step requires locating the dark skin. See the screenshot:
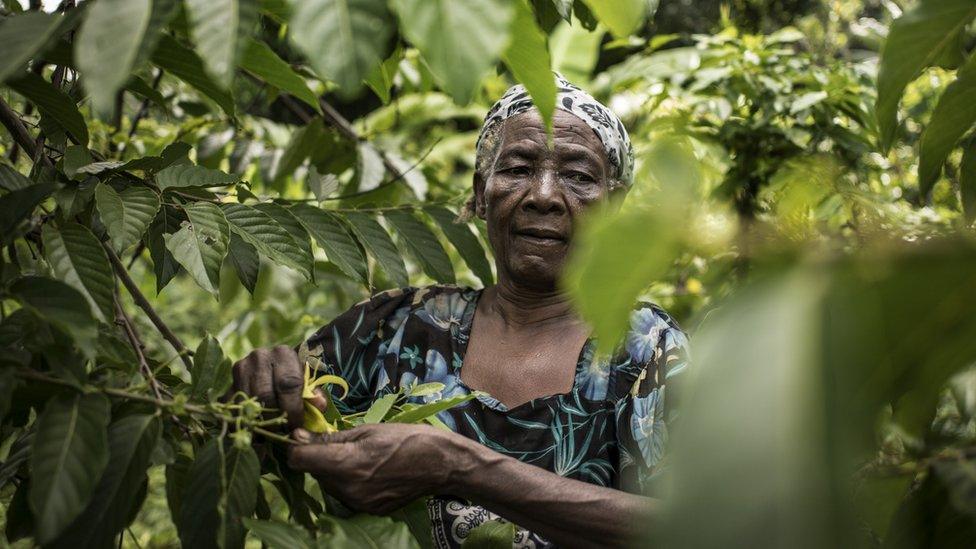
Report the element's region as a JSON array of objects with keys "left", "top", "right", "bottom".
[{"left": 232, "top": 110, "right": 651, "bottom": 548}]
